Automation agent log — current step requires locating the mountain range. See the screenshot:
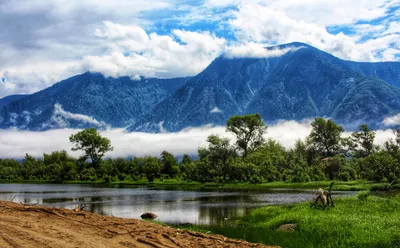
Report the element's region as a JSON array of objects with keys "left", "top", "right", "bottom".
[{"left": 1, "top": 42, "right": 399, "bottom": 132}]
